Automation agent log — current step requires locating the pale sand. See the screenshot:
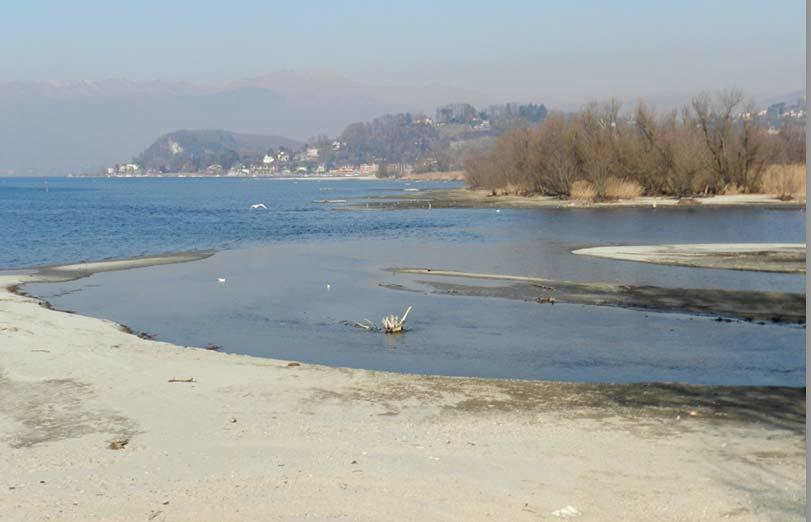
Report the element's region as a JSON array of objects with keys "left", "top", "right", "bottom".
[
  {"left": 573, "top": 243, "right": 807, "bottom": 273},
  {"left": 359, "top": 188, "right": 806, "bottom": 210},
  {"left": 398, "top": 170, "right": 466, "bottom": 181},
  {"left": 0, "top": 258, "right": 805, "bottom": 521}
]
